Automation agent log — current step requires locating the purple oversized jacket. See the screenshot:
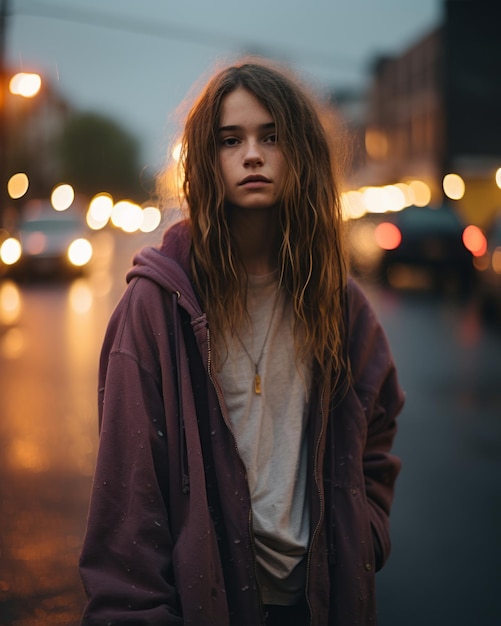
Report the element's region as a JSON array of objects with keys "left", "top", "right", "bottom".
[{"left": 79, "top": 220, "right": 405, "bottom": 625}]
